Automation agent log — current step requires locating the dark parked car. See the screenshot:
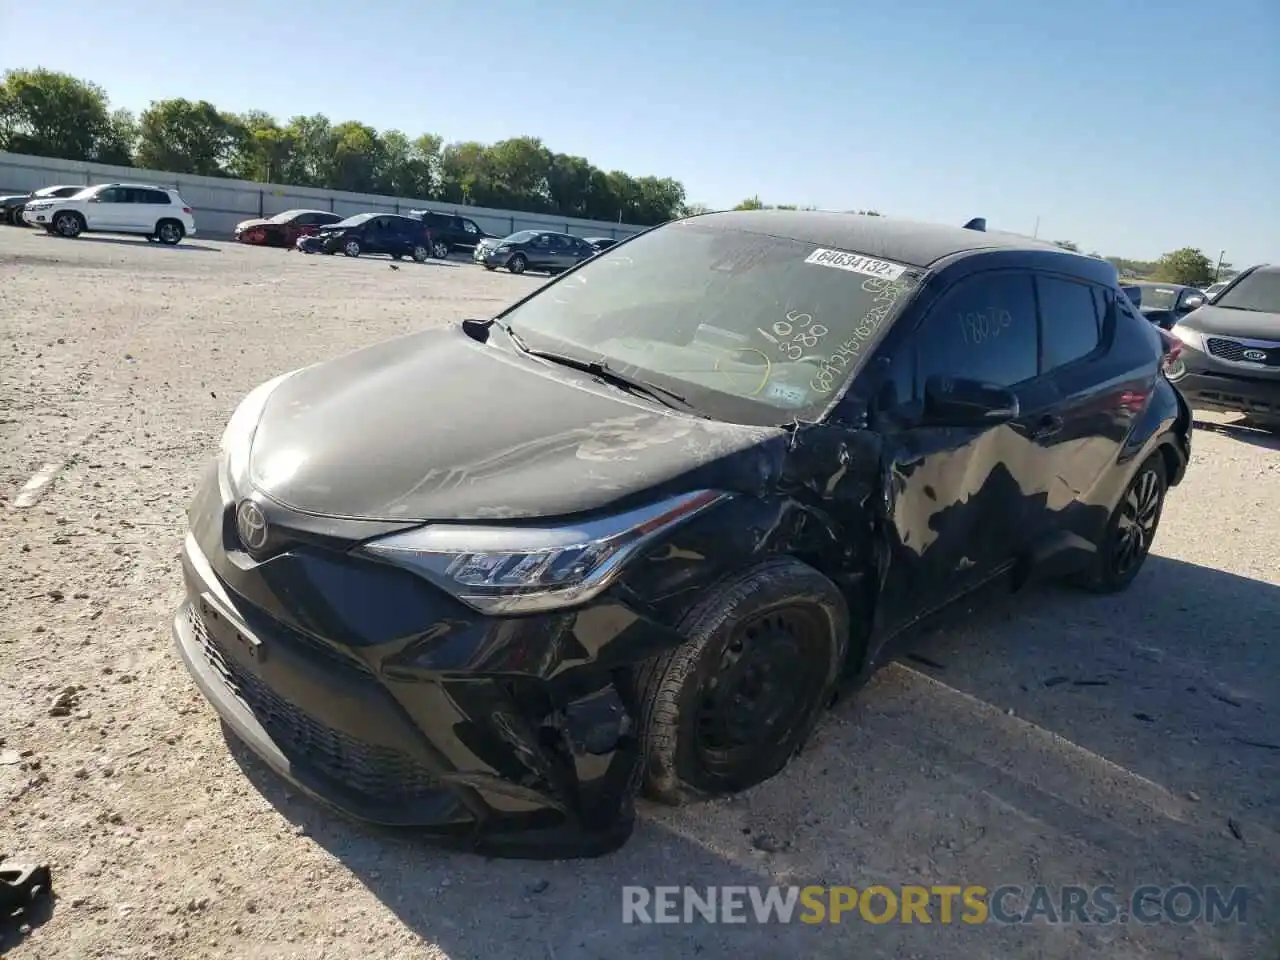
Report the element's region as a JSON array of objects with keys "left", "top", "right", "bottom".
[
  {"left": 584, "top": 236, "right": 618, "bottom": 252},
  {"left": 296, "top": 213, "right": 436, "bottom": 261},
  {"left": 173, "top": 211, "right": 1190, "bottom": 858},
  {"left": 234, "top": 209, "right": 343, "bottom": 247},
  {"left": 408, "top": 210, "right": 492, "bottom": 258},
  {"left": 1126, "top": 282, "right": 1206, "bottom": 330},
  {"left": 1165, "top": 263, "right": 1280, "bottom": 431},
  {"left": 472, "top": 229, "right": 597, "bottom": 274},
  {"left": 2, "top": 184, "right": 85, "bottom": 226}
]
